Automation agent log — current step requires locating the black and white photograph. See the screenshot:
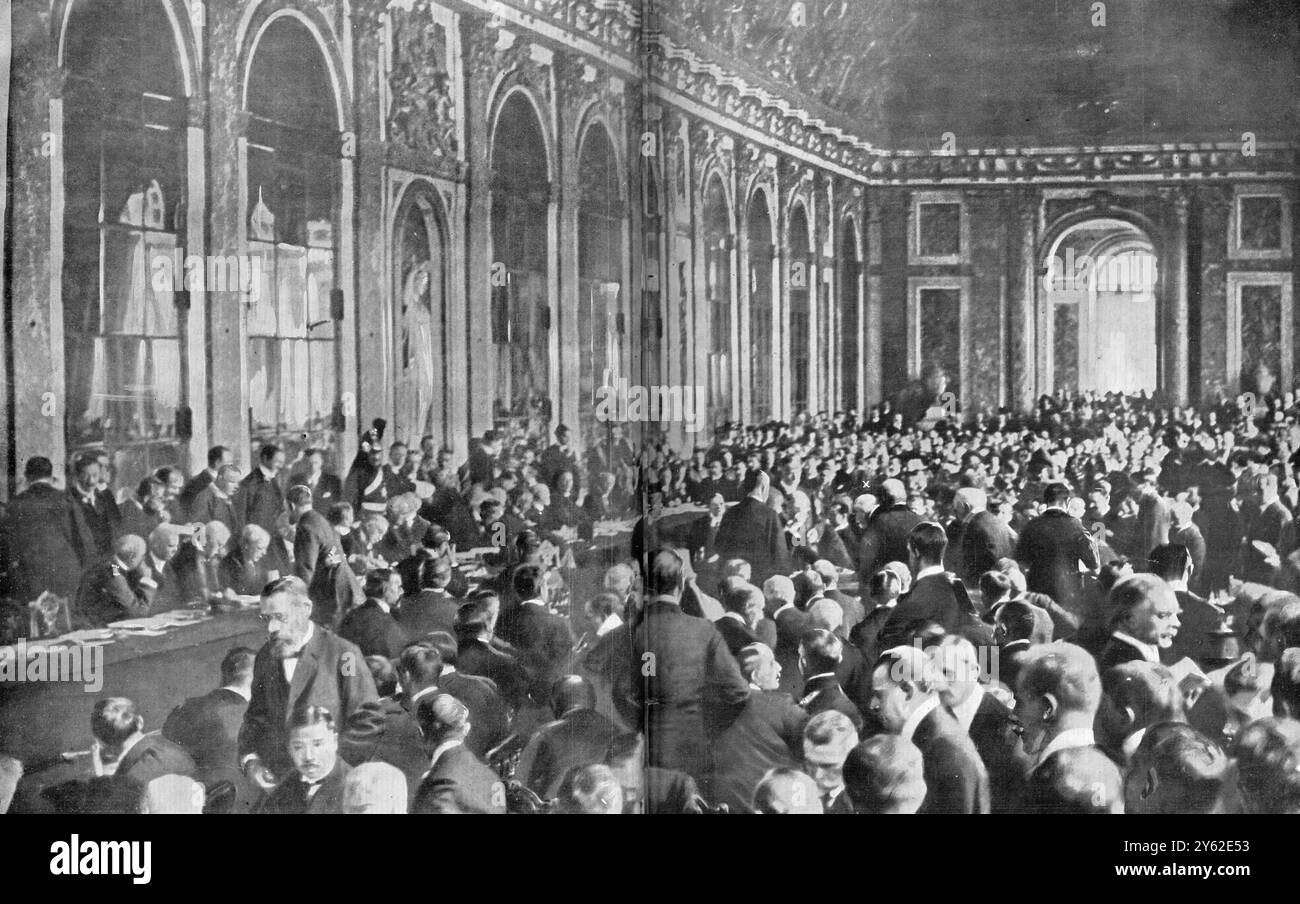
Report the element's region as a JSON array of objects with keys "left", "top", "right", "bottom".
[{"left": 0, "top": 0, "right": 1297, "bottom": 863}]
